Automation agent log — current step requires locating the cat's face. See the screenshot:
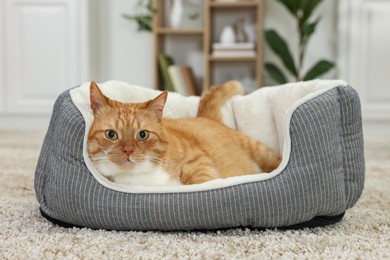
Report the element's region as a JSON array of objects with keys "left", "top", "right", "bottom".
[{"left": 87, "top": 81, "right": 168, "bottom": 178}]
